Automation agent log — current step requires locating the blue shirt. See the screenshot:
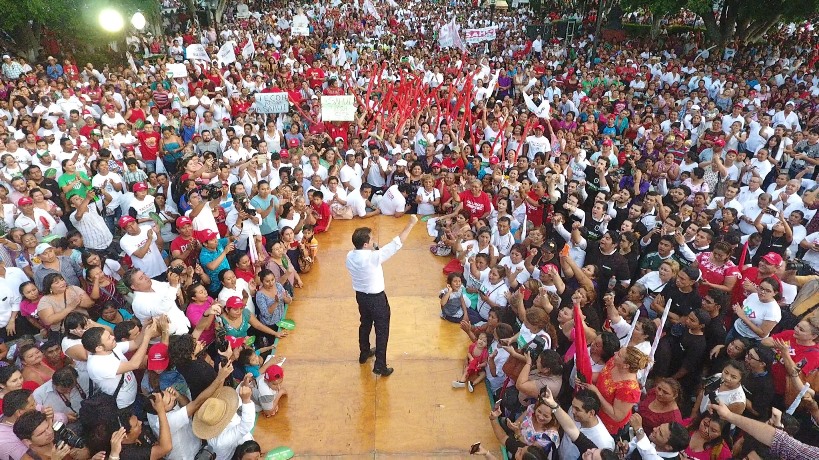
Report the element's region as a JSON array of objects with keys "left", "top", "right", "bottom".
[
  {"left": 199, "top": 237, "right": 230, "bottom": 292},
  {"left": 250, "top": 194, "right": 279, "bottom": 234}
]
